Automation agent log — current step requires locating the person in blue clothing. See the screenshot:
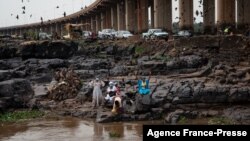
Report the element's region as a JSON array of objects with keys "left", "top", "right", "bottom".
[{"left": 138, "top": 76, "right": 151, "bottom": 95}]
